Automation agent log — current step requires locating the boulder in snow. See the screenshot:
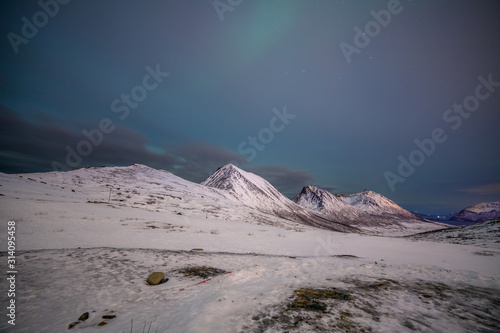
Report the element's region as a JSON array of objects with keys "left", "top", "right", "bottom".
[{"left": 146, "top": 272, "right": 165, "bottom": 285}]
